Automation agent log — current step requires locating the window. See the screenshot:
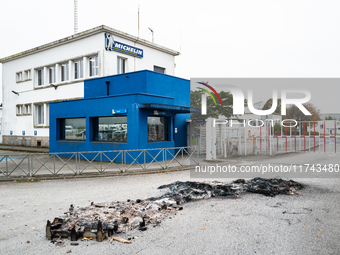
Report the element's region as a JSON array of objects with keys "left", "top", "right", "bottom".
[
  {"left": 24, "top": 104, "right": 32, "bottom": 115},
  {"left": 48, "top": 66, "right": 56, "bottom": 83},
  {"left": 37, "top": 68, "right": 44, "bottom": 86},
  {"left": 34, "top": 103, "right": 49, "bottom": 126},
  {"left": 148, "top": 116, "right": 169, "bottom": 142},
  {"left": 154, "top": 66, "right": 165, "bottom": 74},
  {"left": 74, "top": 59, "right": 83, "bottom": 79},
  {"left": 93, "top": 116, "right": 127, "bottom": 142},
  {"left": 89, "top": 56, "right": 98, "bottom": 77},
  {"left": 36, "top": 104, "right": 44, "bottom": 125},
  {"left": 24, "top": 70, "right": 31, "bottom": 80},
  {"left": 61, "top": 62, "right": 69, "bottom": 81},
  {"left": 16, "top": 72, "right": 22, "bottom": 82},
  {"left": 61, "top": 118, "right": 86, "bottom": 140},
  {"left": 16, "top": 105, "right": 22, "bottom": 115},
  {"left": 117, "top": 57, "right": 126, "bottom": 74}
]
